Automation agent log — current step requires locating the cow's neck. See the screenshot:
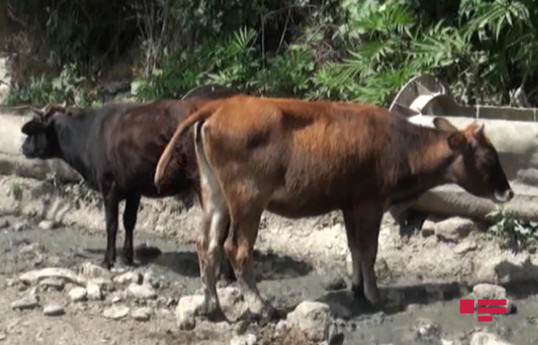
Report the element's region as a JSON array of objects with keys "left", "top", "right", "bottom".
[
  {"left": 388, "top": 124, "right": 457, "bottom": 205},
  {"left": 54, "top": 115, "right": 95, "bottom": 181}
]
